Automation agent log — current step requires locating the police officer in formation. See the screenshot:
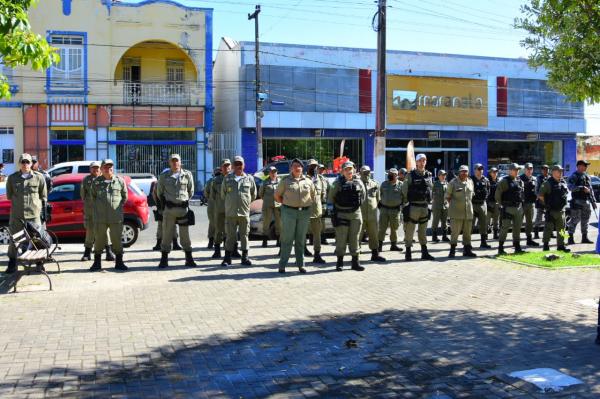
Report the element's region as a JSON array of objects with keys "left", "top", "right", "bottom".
[
  {"left": 538, "top": 165, "right": 570, "bottom": 252},
  {"left": 329, "top": 161, "right": 366, "bottom": 271},
  {"left": 204, "top": 167, "right": 221, "bottom": 250},
  {"left": 359, "top": 165, "right": 386, "bottom": 262},
  {"left": 495, "top": 163, "right": 525, "bottom": 255},
  {"left": 471, "top": 163, "right": 491, "bottom": 249},
  {"left": 520, "top": 163, "right": 540, "bottom": 247},
  {"left": 151, "top": 169, "right": 182, "bottom": 252},
  {"left": 210, "top": 159, "right": 231, "bottom": 259},
  {"left": 446, "top": 165, "right": 477, "bottom": 258},
  {"left": 378, "top": 168, "right": 404, "bottom": 253},
  {"left": 431, "top": 170, "right": 449, "bottom": 243},
  {"left": 534, "top": 165, "right": 550, "bottom": 240},
  {"left": 156, "top": 154, "right": 196, "bottom": 269},
  {"left": 567, "top": 160, "right": 596, "bottom": 245},
  {"left": 221, "top": 156, "right": 256, "bottom": 267},
  {"left": 259, "top": 166, "right": 282, "bottom": 248},
  {"left": 402, "top": 154, "right": 435, "bottom": 261},
  {"left": 486, "top": 167, "right": 500, "bottom": 240},
  {"left": 318, "top": 163, "right": 330, "bottom": 245},
  {"left": 306, "top": 159, "right": 327, "bottom": 262},
  {"left": 81, "top": 161, "right": 111, "bottom": 262}
]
